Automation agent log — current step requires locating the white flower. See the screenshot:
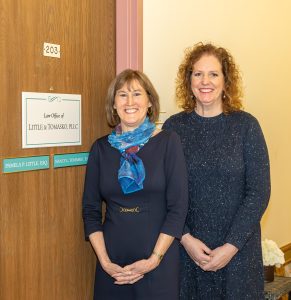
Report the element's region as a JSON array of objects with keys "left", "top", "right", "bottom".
[{"left": 262, "top": 239, "right": 285, "bottom": 267}]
